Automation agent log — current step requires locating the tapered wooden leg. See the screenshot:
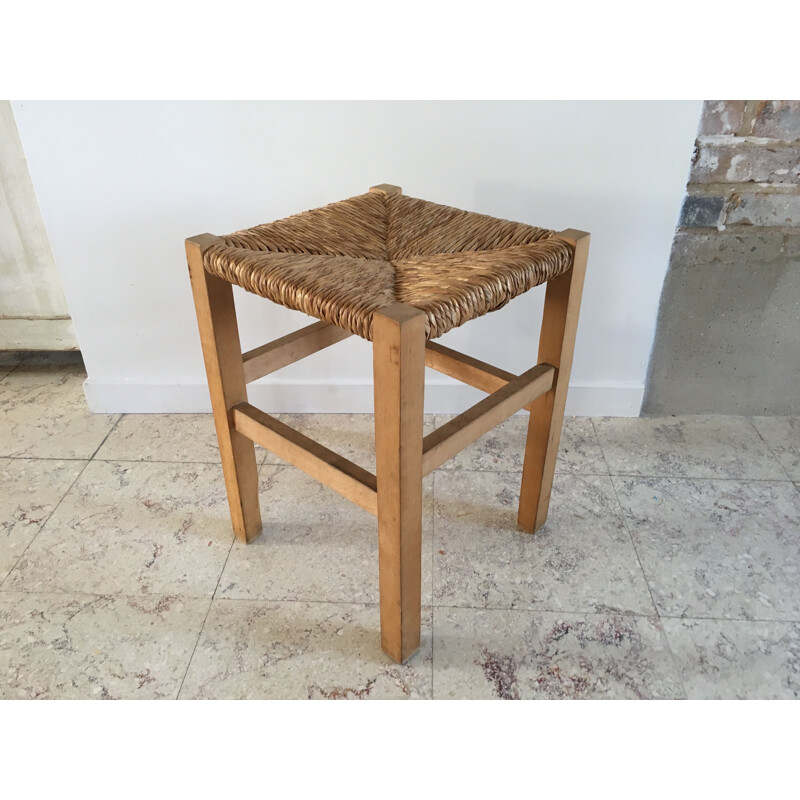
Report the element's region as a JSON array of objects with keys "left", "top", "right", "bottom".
[
  {"left": 186, "top": 234, "right": 262, "bottom": 543},
  {"left": 372, "top": 303, "right": 426, "bottom": 663},
  {"left": 518, "top": 230, "right": 590, "bottom": 533}
]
